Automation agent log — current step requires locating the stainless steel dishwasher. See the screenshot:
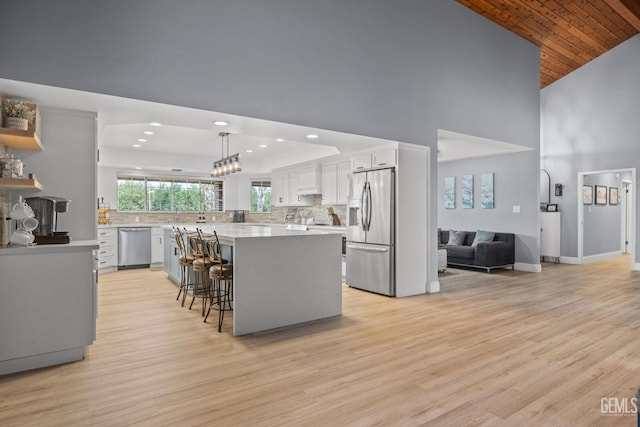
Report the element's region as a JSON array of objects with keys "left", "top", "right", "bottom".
[{"left": 118, "top": 227, "right": 151, "bottom": 269}]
